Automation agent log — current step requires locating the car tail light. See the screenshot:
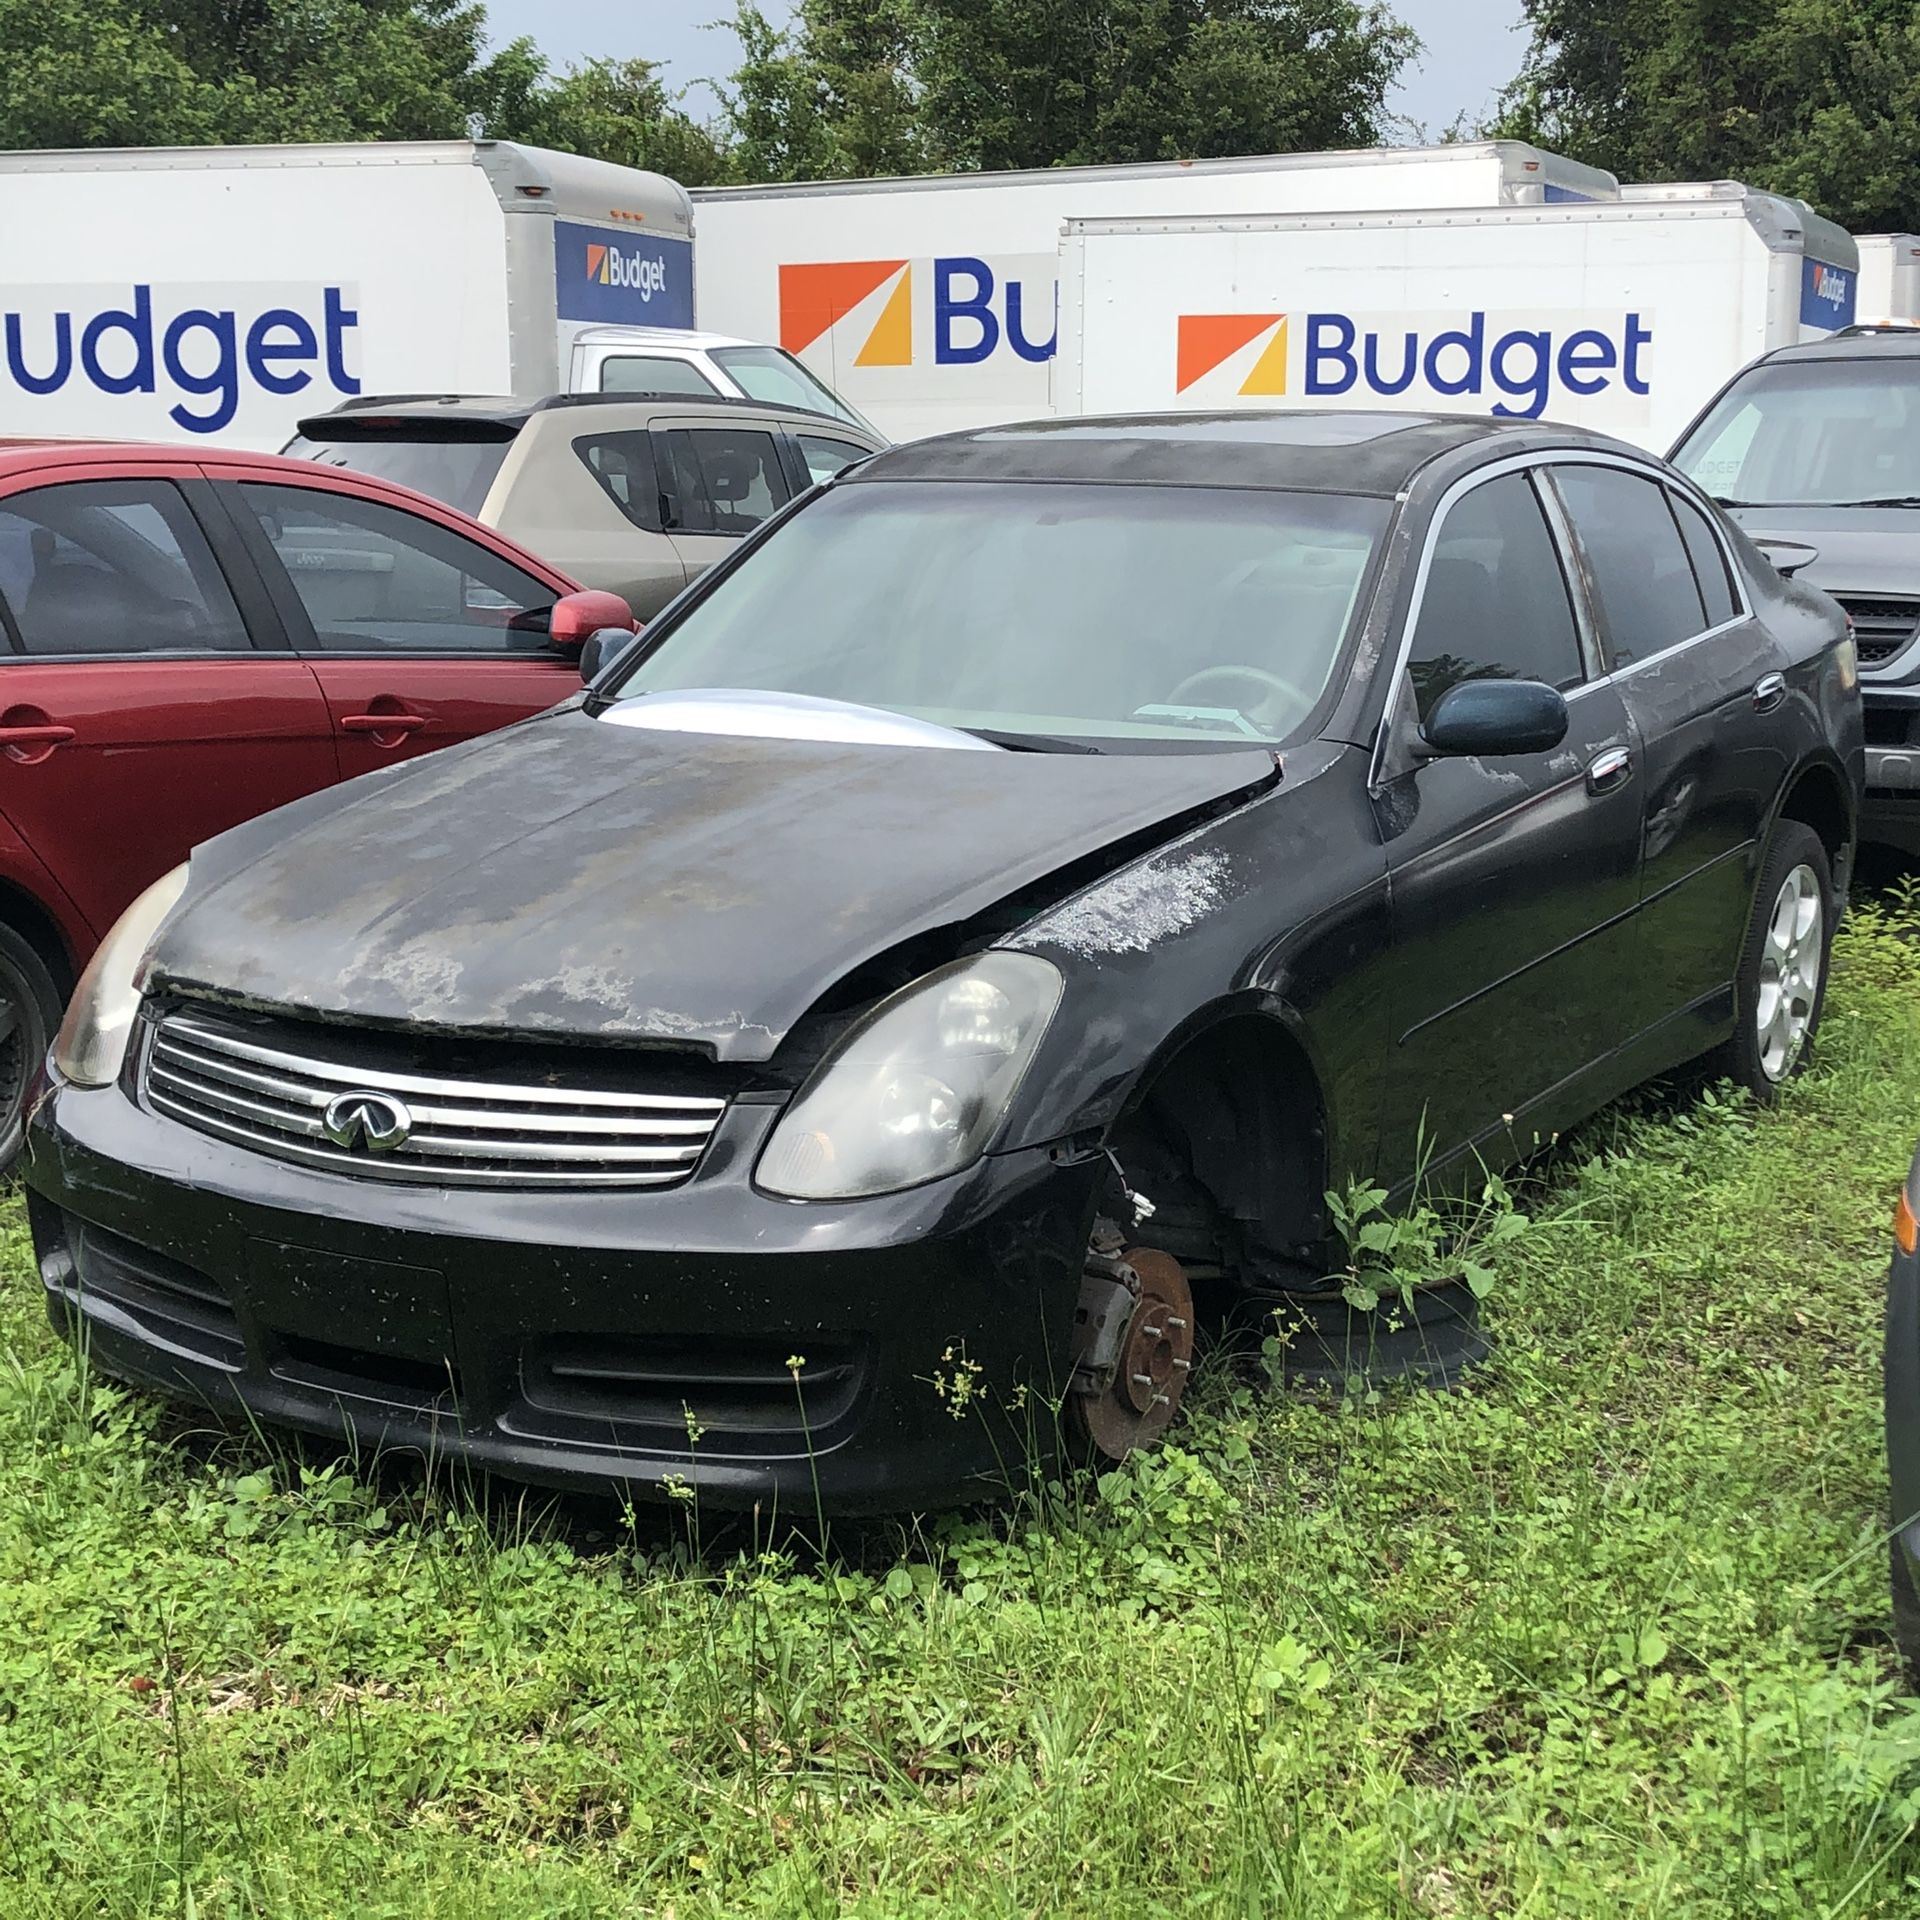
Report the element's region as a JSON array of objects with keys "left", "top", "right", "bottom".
[{"left": 1897, "top": 1189, "right": 1917, "bottom": 1256}]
